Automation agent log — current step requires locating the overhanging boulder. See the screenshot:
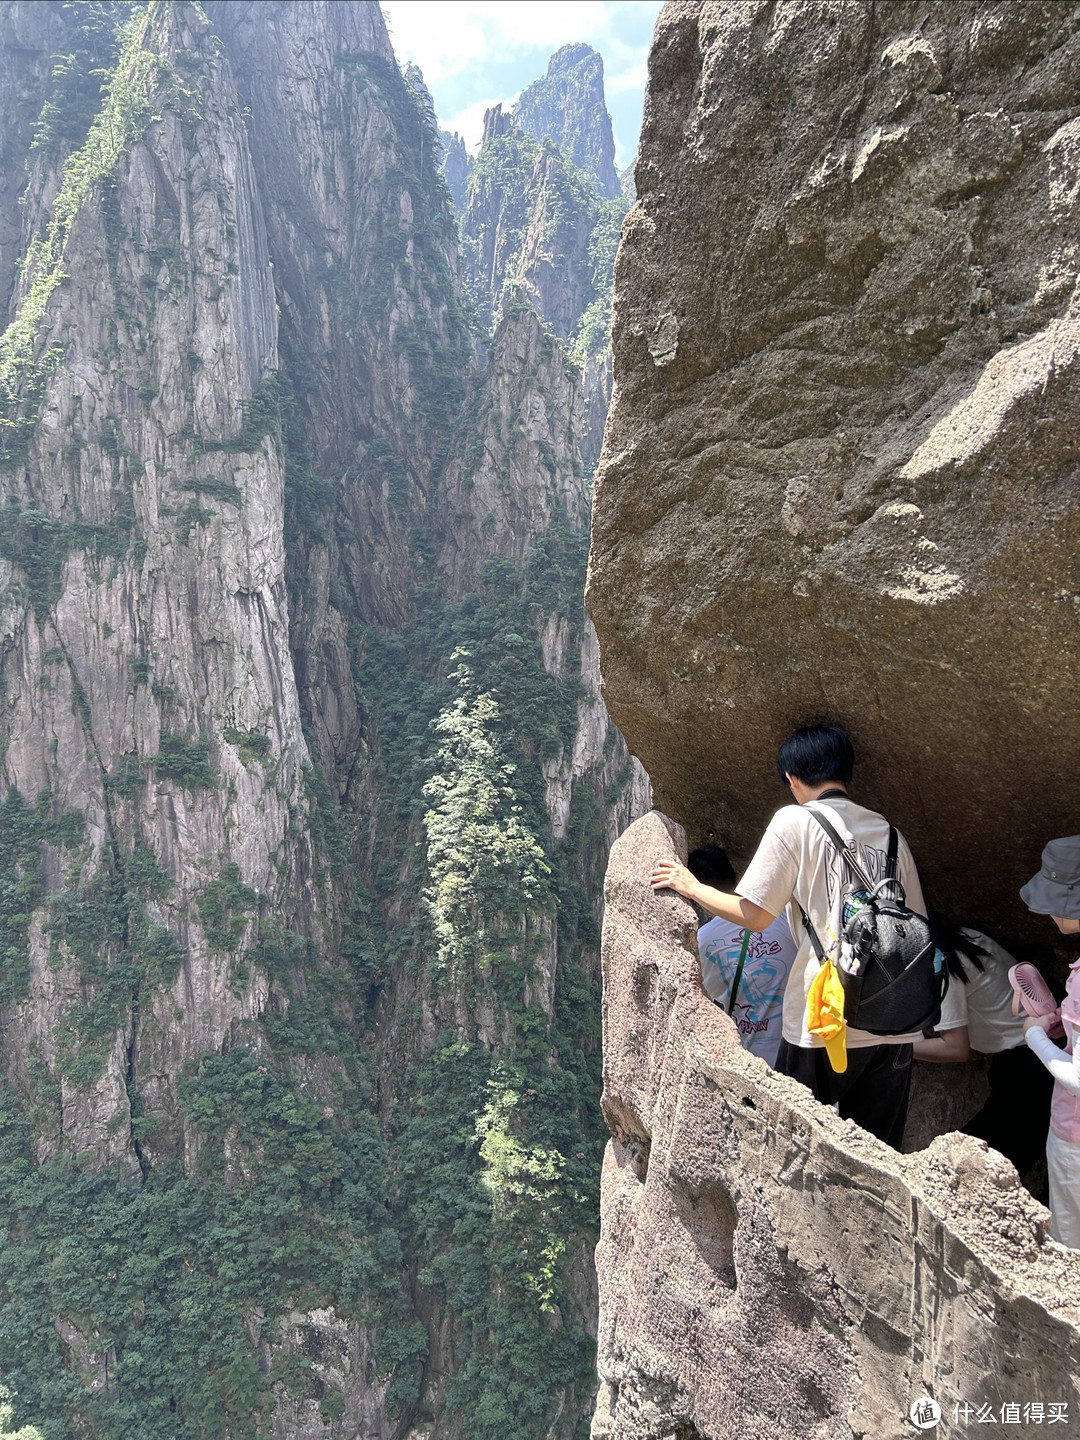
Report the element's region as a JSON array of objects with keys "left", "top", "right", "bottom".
[{"left": 587, "top": 0, "right": 1080, "bottom": 942}]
